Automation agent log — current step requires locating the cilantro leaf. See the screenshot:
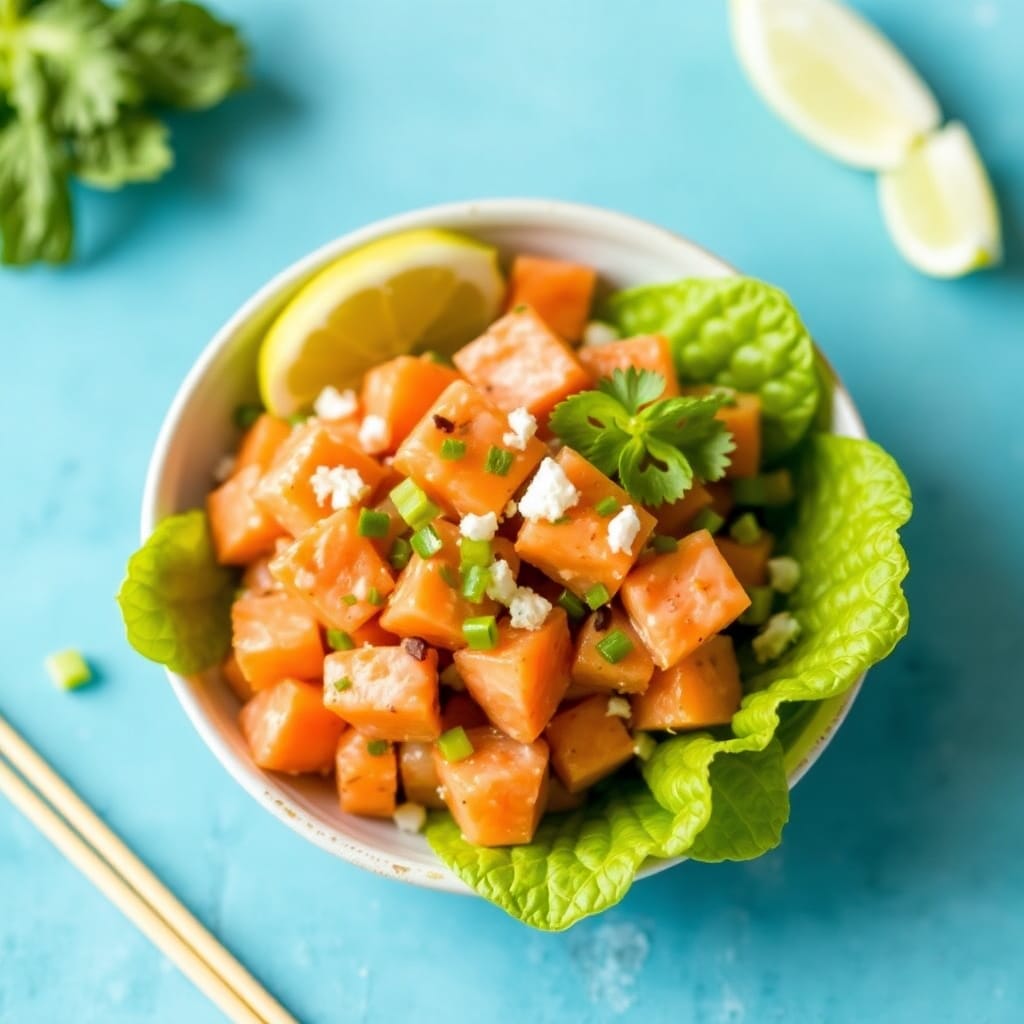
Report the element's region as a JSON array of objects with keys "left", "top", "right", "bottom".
[
  {"left": 597, "top": 367, "right": 665, "bottom": 413},
  {"left": 640, "top": 395, "right": 735, "bottom": 482},
  {"left": 74, "top": 112, "right": 172, "bottom": 187},
  {"left": 617, "top": 435, "right": 692, "bottom": 506},
  {"left": 548, "top": 390, "right": 630, "bottom": 476}
]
